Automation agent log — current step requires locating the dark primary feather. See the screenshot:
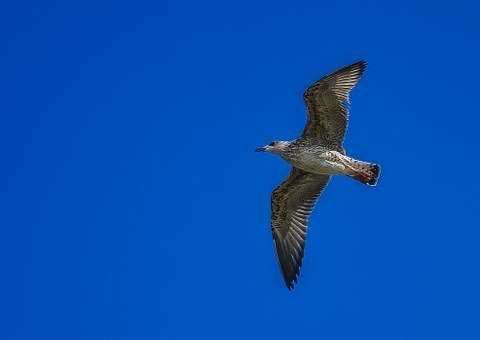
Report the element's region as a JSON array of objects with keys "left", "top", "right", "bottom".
[
  {"left": 302, "top": 60, "right": 367, "bottom": 149},
  {"left": 271, "top": 168, "right": 330, "bottom": 290}
]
